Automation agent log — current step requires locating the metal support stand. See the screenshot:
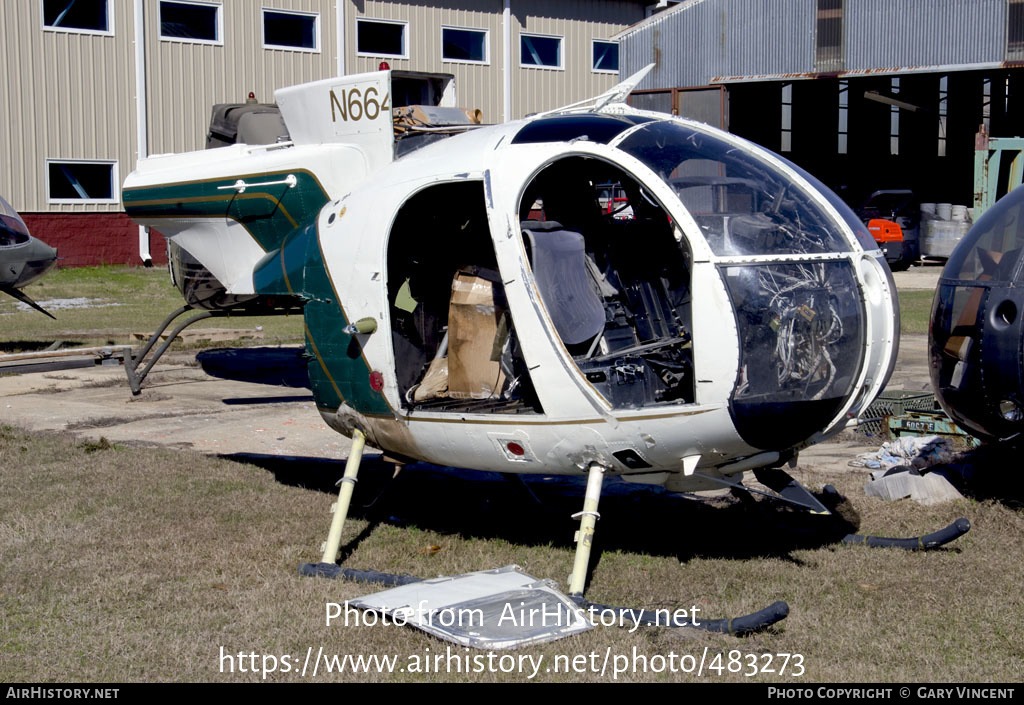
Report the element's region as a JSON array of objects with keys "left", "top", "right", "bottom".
[
  {"left": 568, "top": 462, "right": 605, "bottom": 597},
  {"left": 125, "top": 305, "right": 207, "bottom": 394},
  {"left": 125, "top": 304, "right": 287, "bottom": 395}
]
